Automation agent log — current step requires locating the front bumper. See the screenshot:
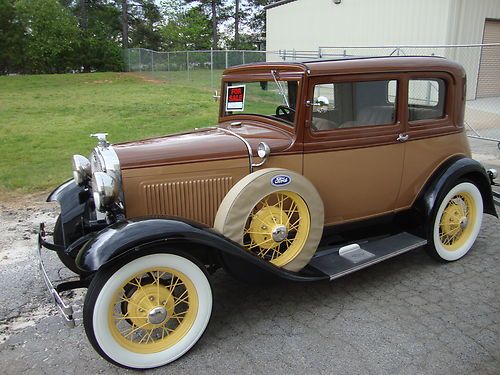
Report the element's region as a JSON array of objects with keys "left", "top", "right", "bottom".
[{"left": 37, "top": 223, "right": 75, "bottom": 328}]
